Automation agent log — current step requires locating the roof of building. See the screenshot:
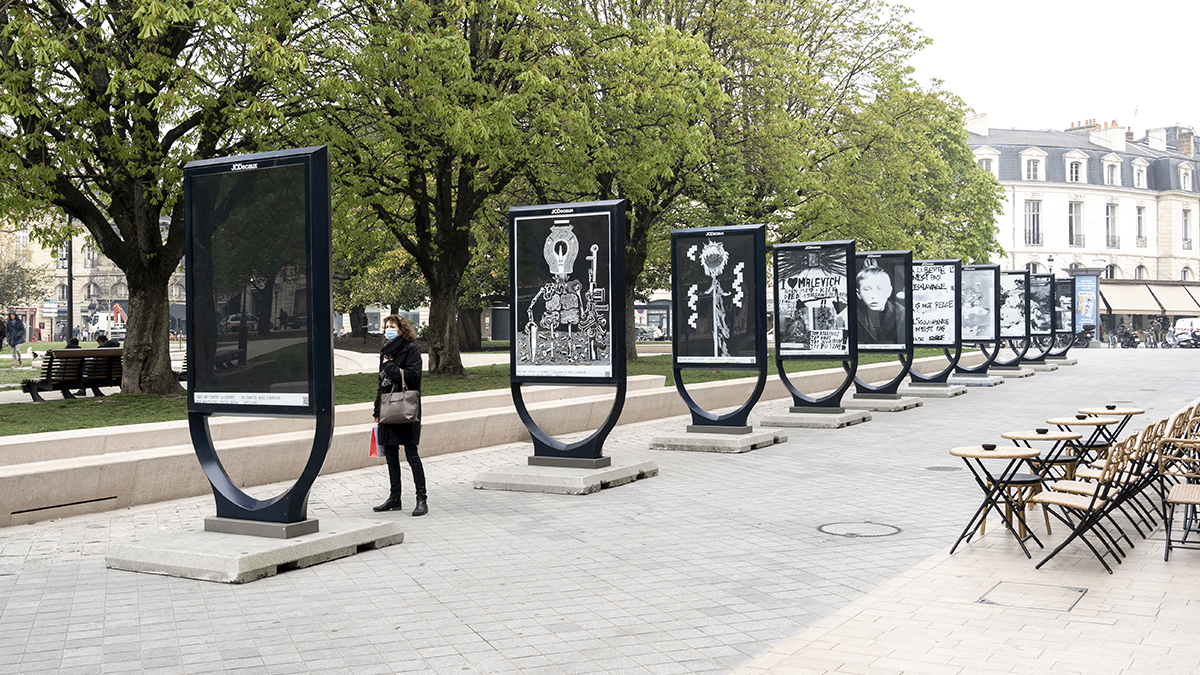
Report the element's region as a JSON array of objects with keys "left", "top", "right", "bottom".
[{"left": 967, "top": 128, "right": 1193, "bottom": 161}]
